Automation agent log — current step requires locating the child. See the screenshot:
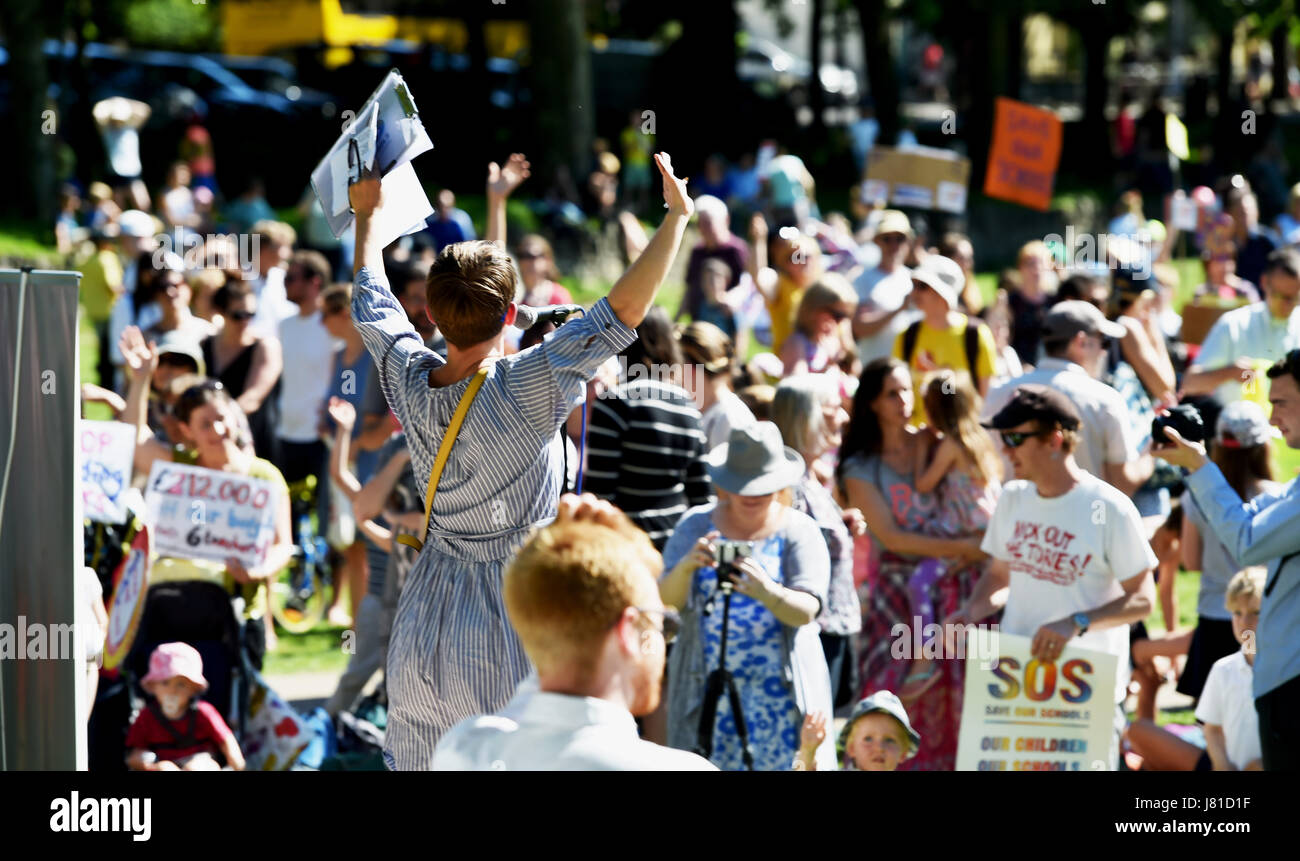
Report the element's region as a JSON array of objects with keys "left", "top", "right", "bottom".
[
  {"left": 1123, "top": 567, "right": 1266, "bottom": 771},
  {"left": 694, "top": 258, "right": 743, "bottom": 345},
  {"left": 797, "top": 692, "right": 920, "bottom": 771},
  {"left": 125, "top": 642, "right": 244, "bottom": 771},
  {"left": 779, "top": 273, "right": 859, "bottom": 379}
]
